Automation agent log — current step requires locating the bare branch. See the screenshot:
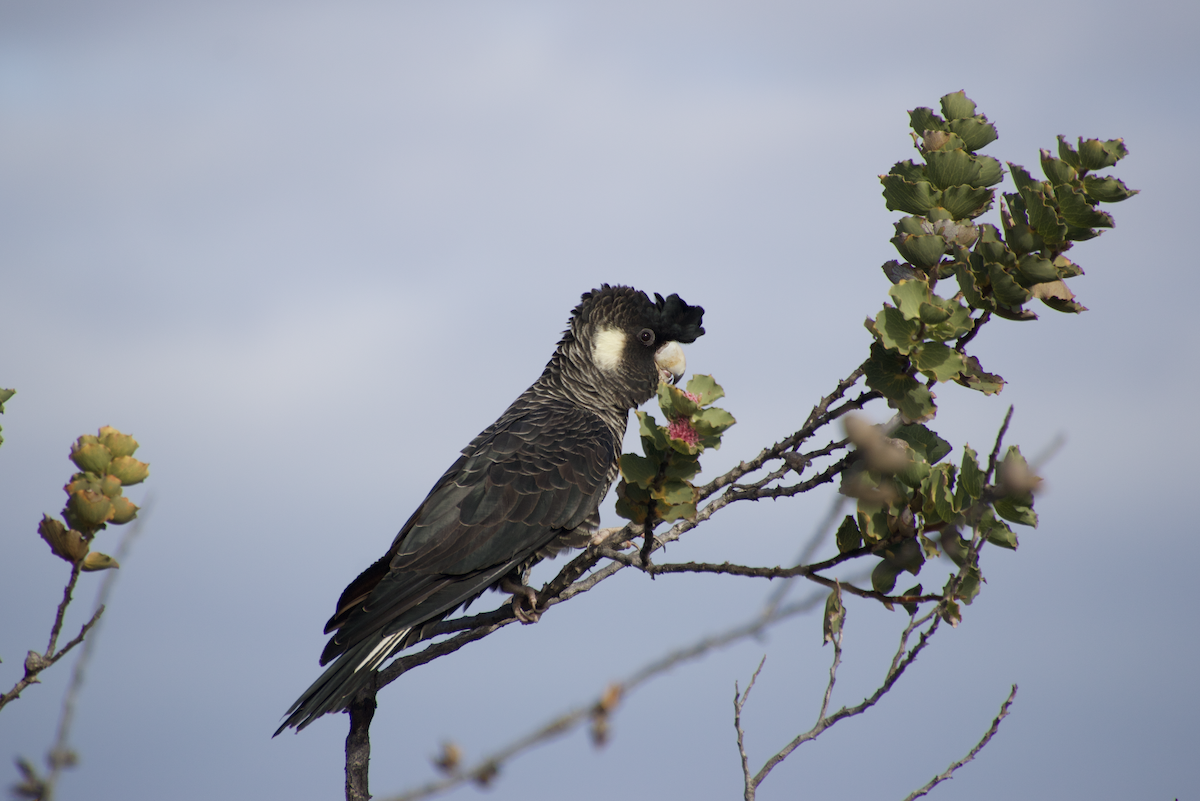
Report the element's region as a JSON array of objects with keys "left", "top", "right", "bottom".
[
  {"left": 733, "top": 656, "right": 767, "bottom": 801},
  {"left": 380, "top": 590, "right": 831, "bottom": 801},
  {"left": 901, "top": 684, "right": 1018, "bottom": 801},
  {"left": 750, "top": 608, "right": 943, "bottom": 790},
  {"left": 45, "top": 559, "right": 85, "bottom": 657},
  {"left": 597, "top": 553, "right": 944, "bottom": 607}
]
